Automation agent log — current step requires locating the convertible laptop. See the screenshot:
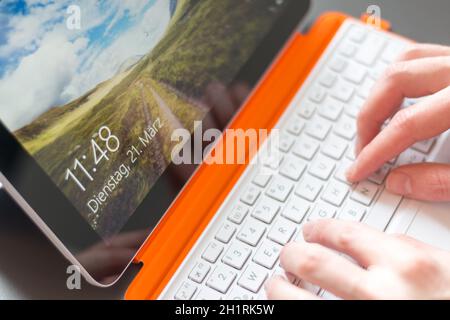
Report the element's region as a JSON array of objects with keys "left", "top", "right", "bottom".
[{"left": 0, "top": 0, "right": 449, "bottom": 299}]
